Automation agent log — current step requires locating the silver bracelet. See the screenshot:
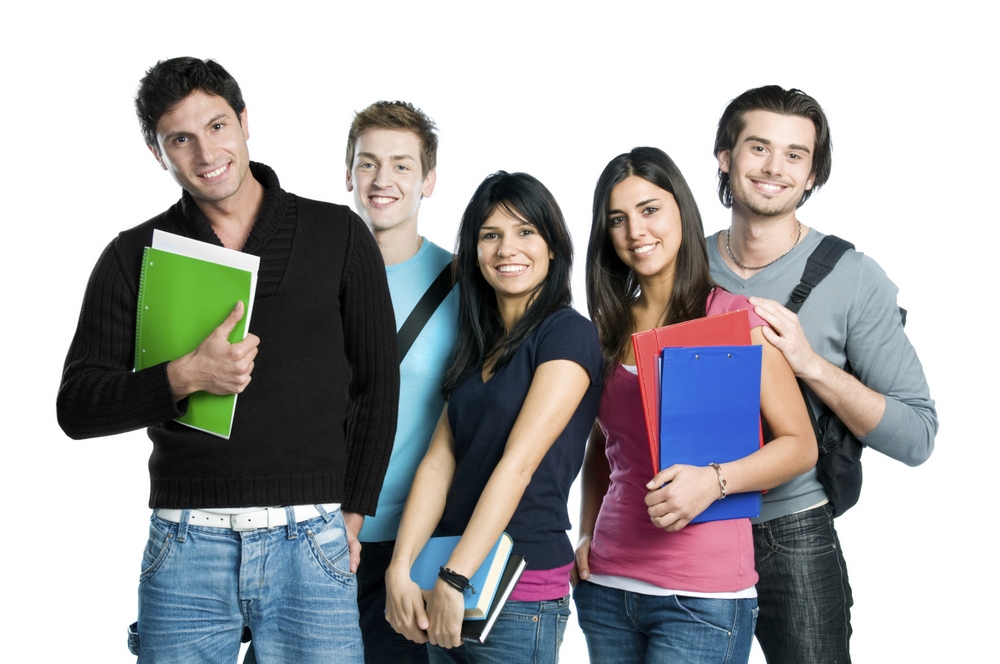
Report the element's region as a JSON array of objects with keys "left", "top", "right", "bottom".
[{"left": 709, "top": 463, "right": 727, "bottom": 500}]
